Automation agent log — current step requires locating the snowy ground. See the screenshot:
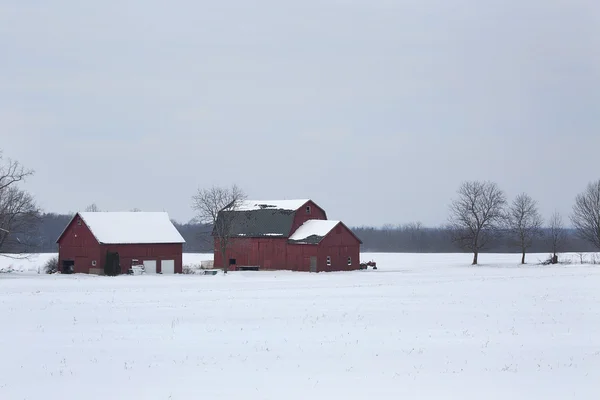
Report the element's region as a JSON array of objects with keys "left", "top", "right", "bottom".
[{"left": 1, "top": 252, "right": 600, "bottom": 399}]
